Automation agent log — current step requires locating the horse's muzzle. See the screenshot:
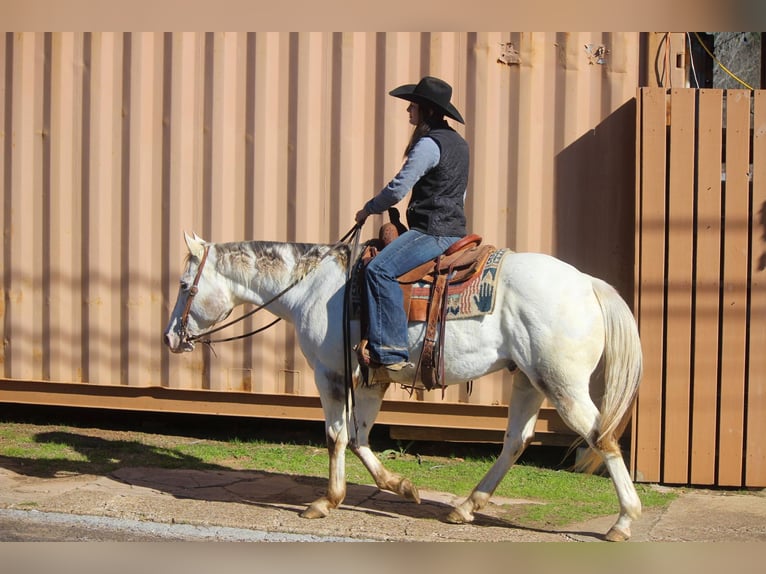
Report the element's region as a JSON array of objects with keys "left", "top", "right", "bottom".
[{"left": 164, "top": 331, "right": 195, "bottom": 353}]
